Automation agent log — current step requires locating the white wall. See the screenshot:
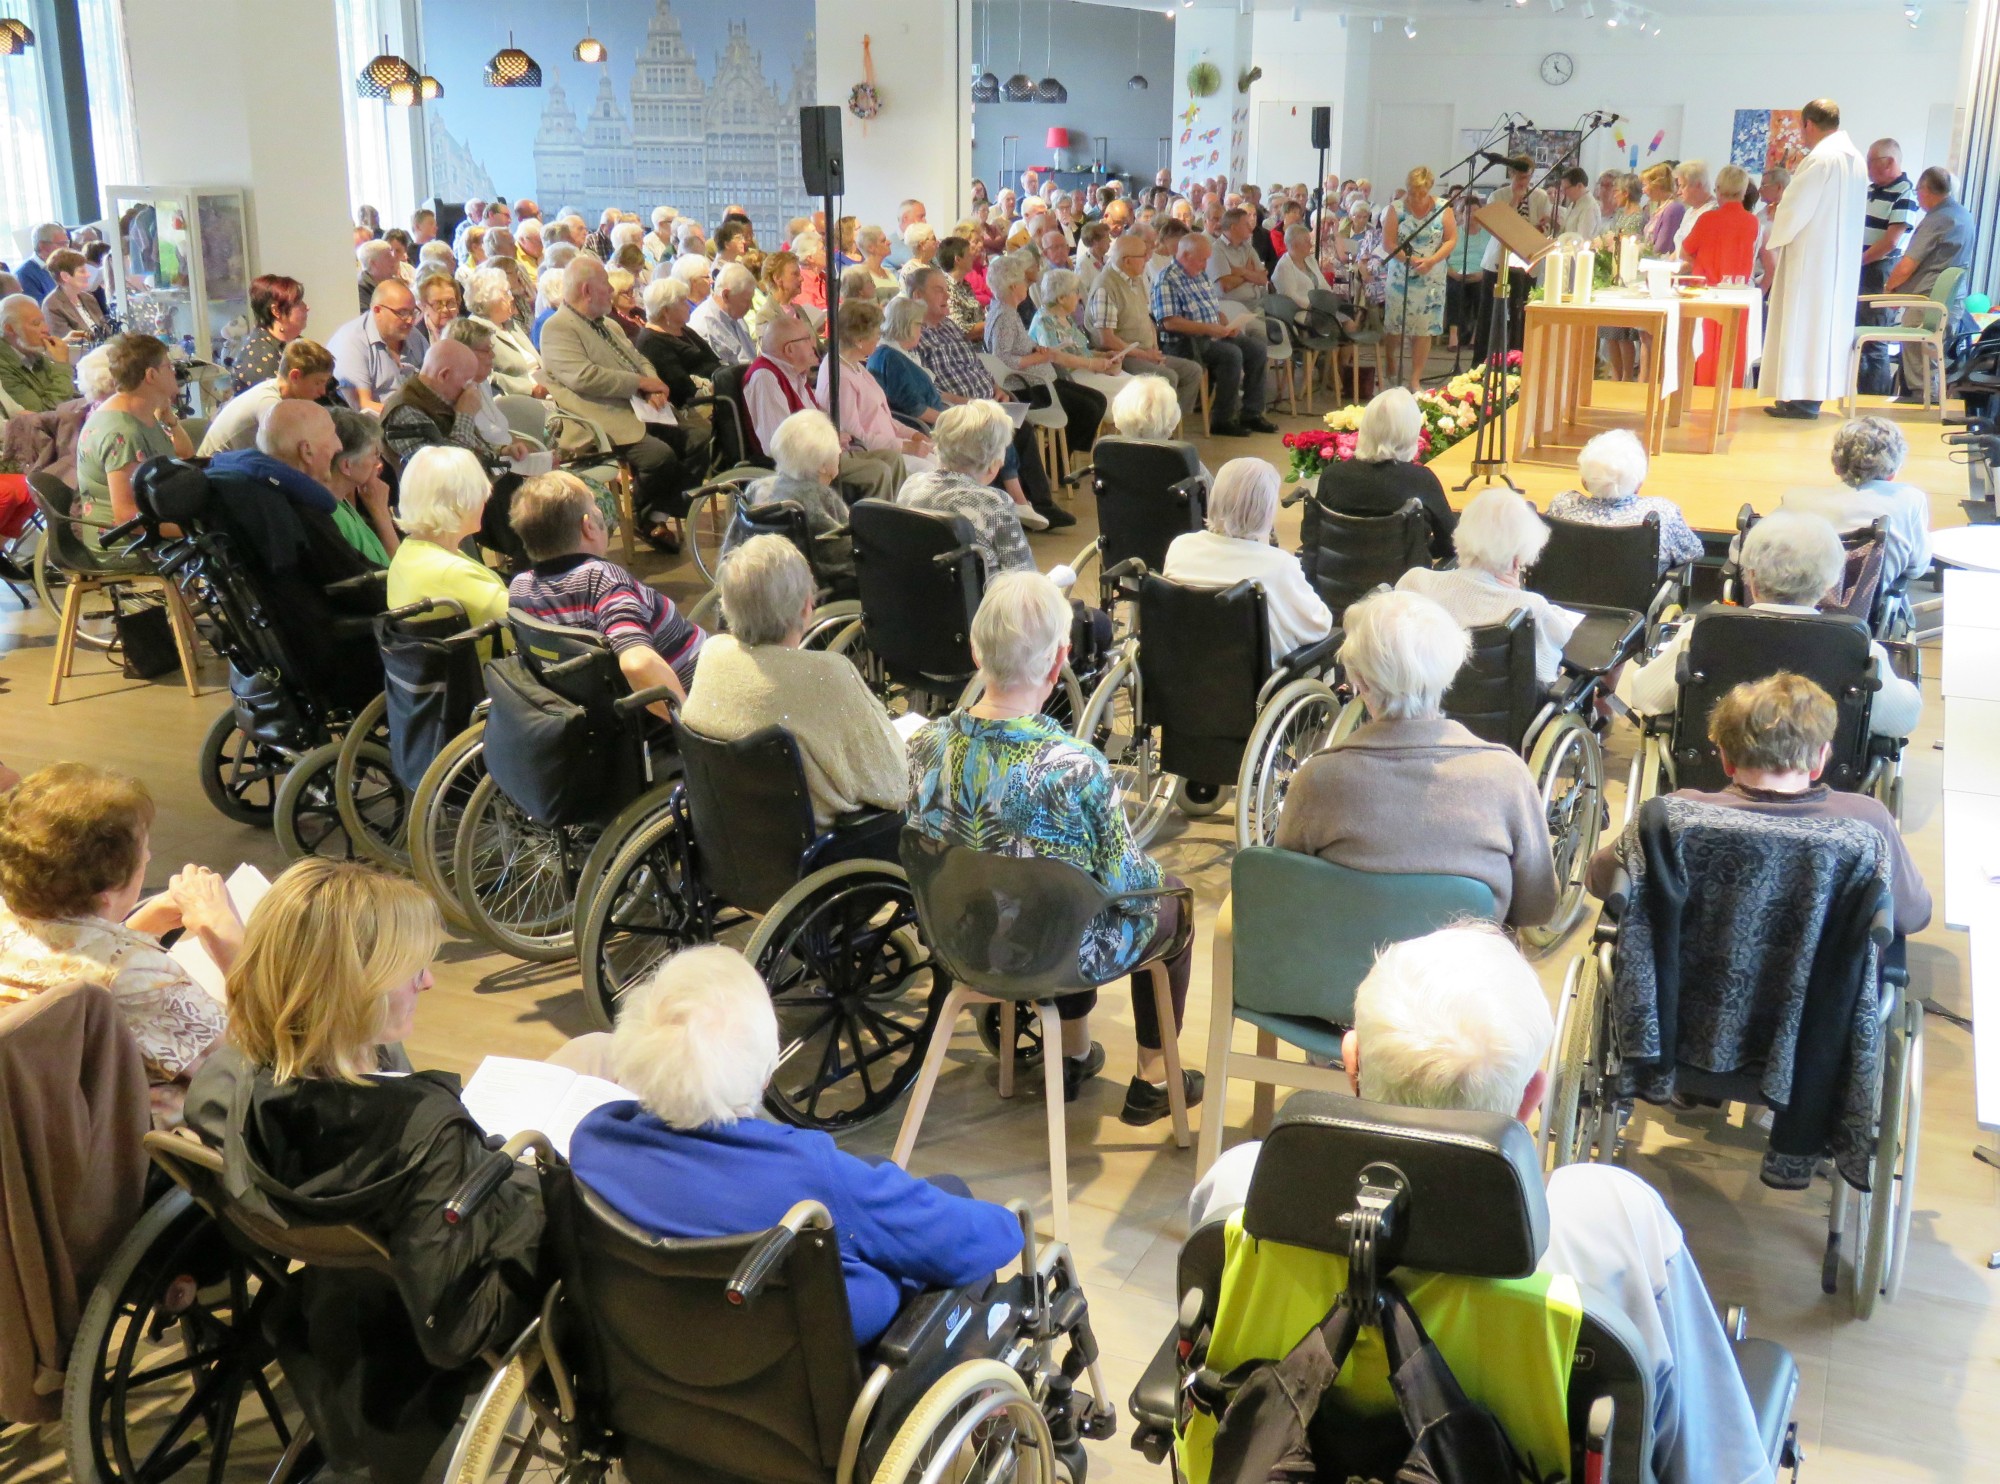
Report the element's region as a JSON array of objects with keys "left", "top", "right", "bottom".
[
  {"left": 816, "top": 0, "right": 972, "bottom": 229},
  {"left": 1171, "top": 7, "right": 1254, "bottom": 191},
  {"left": 1245, "top": 11, "right": 1349, "bottom": 188},
  {"left": 1351, "top": 9, "right": 1966, "bottom": 193},
  {"left": 121, "top": 0, "right": 356, "bottom": 350}
]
